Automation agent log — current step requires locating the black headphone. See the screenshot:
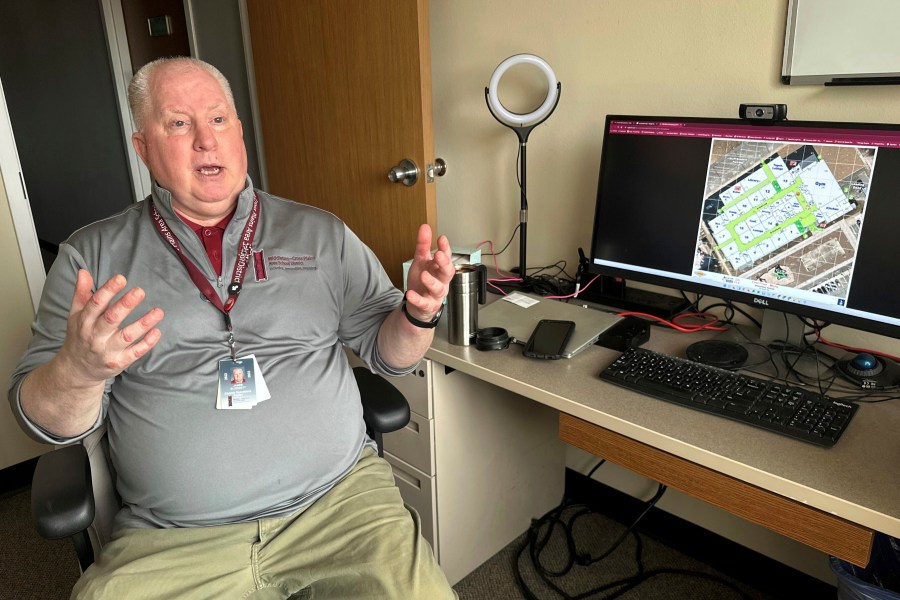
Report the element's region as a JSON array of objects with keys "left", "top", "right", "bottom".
[{"left": 475, "top": 327, "right": 511, "bottom": 351}]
